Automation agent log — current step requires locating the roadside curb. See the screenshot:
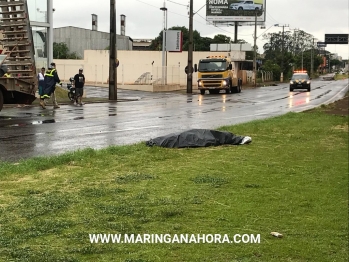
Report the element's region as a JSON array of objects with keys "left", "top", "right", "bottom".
[{"left": 3, "top": 98, "right": 139, "bottom": 109}]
